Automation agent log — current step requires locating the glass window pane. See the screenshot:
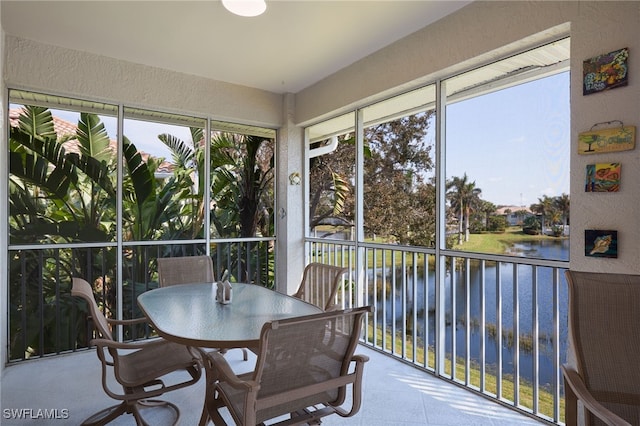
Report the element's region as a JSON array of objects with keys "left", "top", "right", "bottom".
[
  {"left": 445, "top": 59, "right": 569, "bottom": 260},
  {"left": 9, "top": 99, "right": 118, "bottom": 244},
  {"left": 209, "top": 131, "right": 275, "bottom": 239},
  {"left": 362, "top": 86, "right": 437, "bottom": 247},
  {"left": 122, "top": 107, "right": 205, "bottom": 241},
  {"left": 307, "top": 113, "right": 356, "bottom": 240}
]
